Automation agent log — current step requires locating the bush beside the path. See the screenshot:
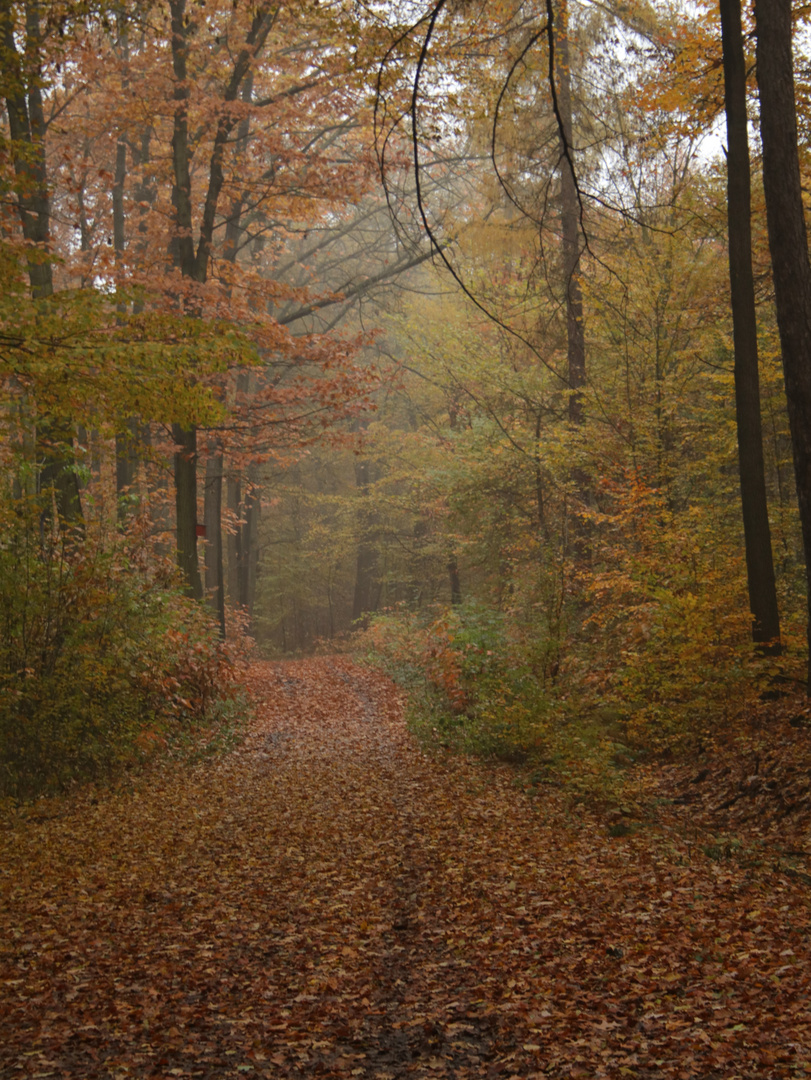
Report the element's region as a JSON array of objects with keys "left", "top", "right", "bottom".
[{"left": 0, "top": 502, "right": 247, "bottom": 801}]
